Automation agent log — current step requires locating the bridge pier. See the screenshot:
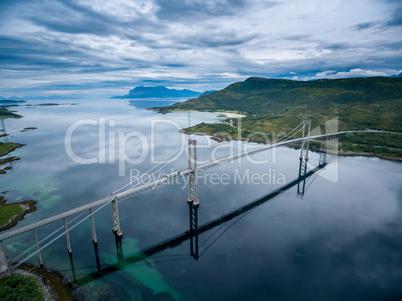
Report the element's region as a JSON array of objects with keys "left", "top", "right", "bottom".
[
  {"left": 33, "top": 229, "right": 44, "bottom": 267},
  {"left": 93, "top": 242, "right": 101, "bottom": 271},
  {"left": 115, "top": 234, "right": 123, "bottom": 264},
  {"left": 111, "top": 197, "right": 123, "bottom": 237},
  {"left": 188, "top": 201, "right": 199, "bottom": 260},
  {"left": 63, "top": 218, "right": 72, "bottom": 254},
  {"left": 187, "top": 139, "right": 199, "bottom": 206},
  {"left": 68, "top": 252, "right": 77, "bottom": 283},
  {"left": 89, "top": 208, "right": 97, "bottom": 244}
]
